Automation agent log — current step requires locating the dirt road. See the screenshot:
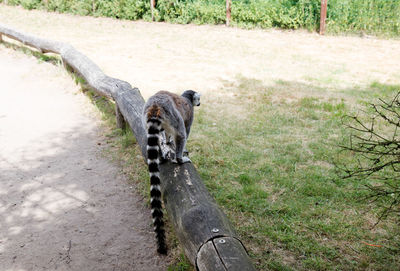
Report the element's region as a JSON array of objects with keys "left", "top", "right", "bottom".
[{"left": 0, "top": 47, "right": 166, "bottom": 270}]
